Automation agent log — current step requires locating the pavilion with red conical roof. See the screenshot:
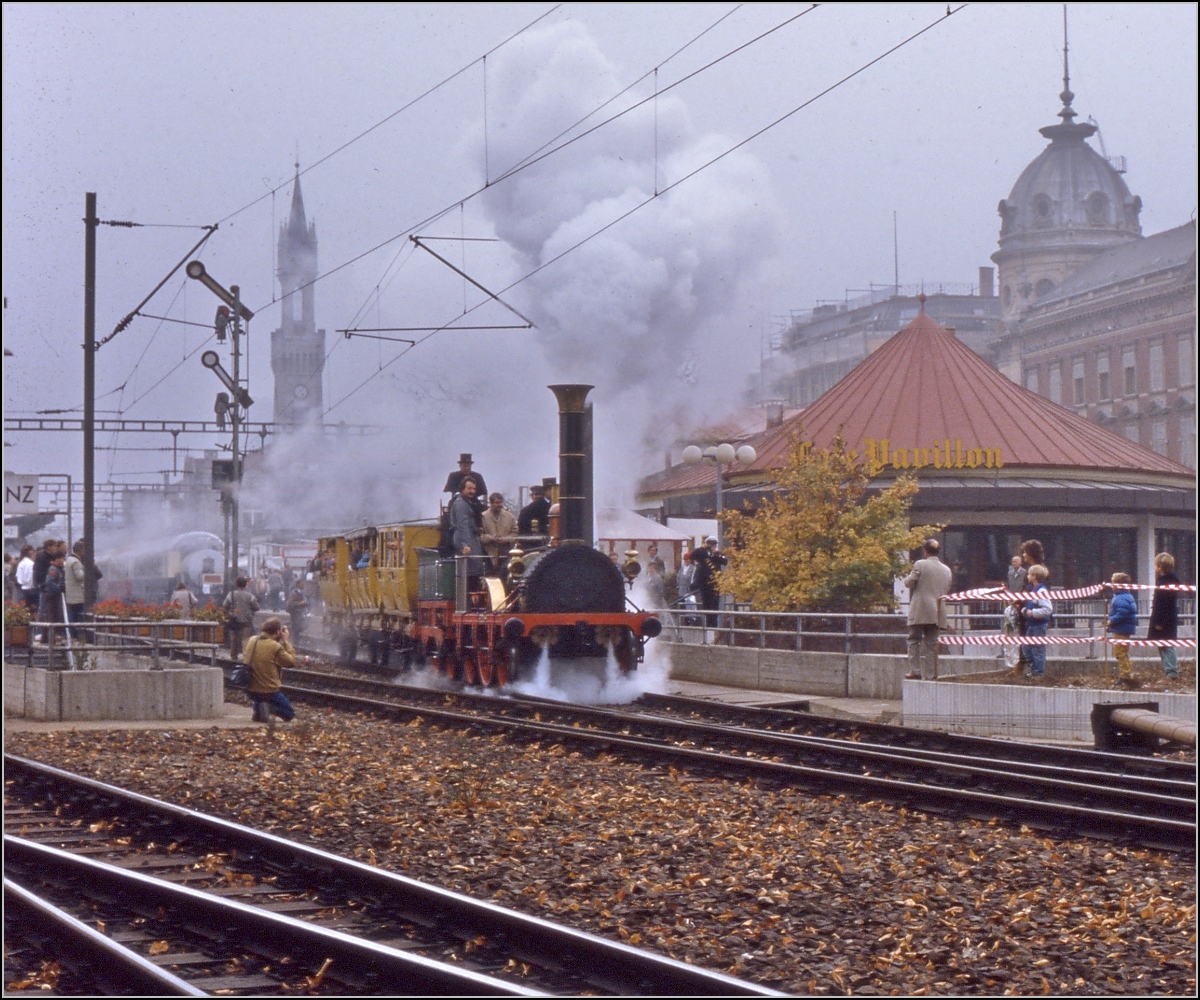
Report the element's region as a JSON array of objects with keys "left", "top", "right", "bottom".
[{"left": 639, "top": 302, "right": 1195, "bottom": 589}]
